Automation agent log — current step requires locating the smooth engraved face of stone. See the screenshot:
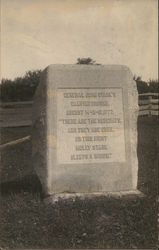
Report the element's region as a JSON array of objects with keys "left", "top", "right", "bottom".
[
  {"left": 32, "top": 65, "right": 138, "bottom": 195},
  {"left": 57, "top": 88, "right": 125, "bottom": 164}
]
